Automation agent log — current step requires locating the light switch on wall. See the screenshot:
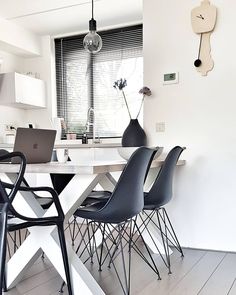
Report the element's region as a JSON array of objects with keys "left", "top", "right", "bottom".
[{"left": 156, "top": 122, "right": 165, "bottom": 132}]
